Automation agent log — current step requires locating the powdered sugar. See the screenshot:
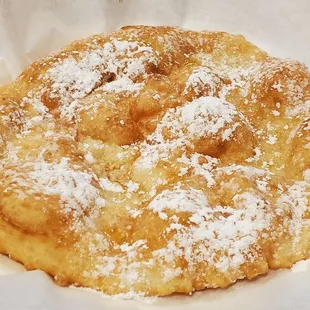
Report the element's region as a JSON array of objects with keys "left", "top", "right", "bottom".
[
  {"left": 148, "top": 186, "right": 208, "bottom": 220},
  {"left": 286, "top": 100, "right": 310, "bottom": 117},
  {"left": 266, "top": 134, "right": 277, "bottom": 145},
  {"left": 183, "top": 66, "right": 222, "bottom": 96},
  {"left": 99, "top": 177, "right": 124, "bottom": 193},
  {"left": 304, "top": 169, "right": 310, "bottom": 181},
  {"left": 136, "top": 96, "right": 242, "bottom": 169},
  {"left": 217, "top": 164, "right": 271, "bottom": 178},
  {"left": 101, "top": 77, "right": 143, "bottom": 94},
  {"left": 3, "top": 158, "right": 105, "bottom": 231},
  {"left": 150, "top": 186, "right": 271, "bottom": 273},
  {"left": 45, "top": 38, "right": 158, "bottom": 120},
  {"left": 180, "top": 96, "right": 238, "bottom": 138},
  {"left": 47, "top": 52, "right": 103, "bottom": 101},
  {"left": 277, "top": 181, "right": 310, "bottom": 240},
  {"left": 177, "top": 153, "right": 218, "bottom": 186}
]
